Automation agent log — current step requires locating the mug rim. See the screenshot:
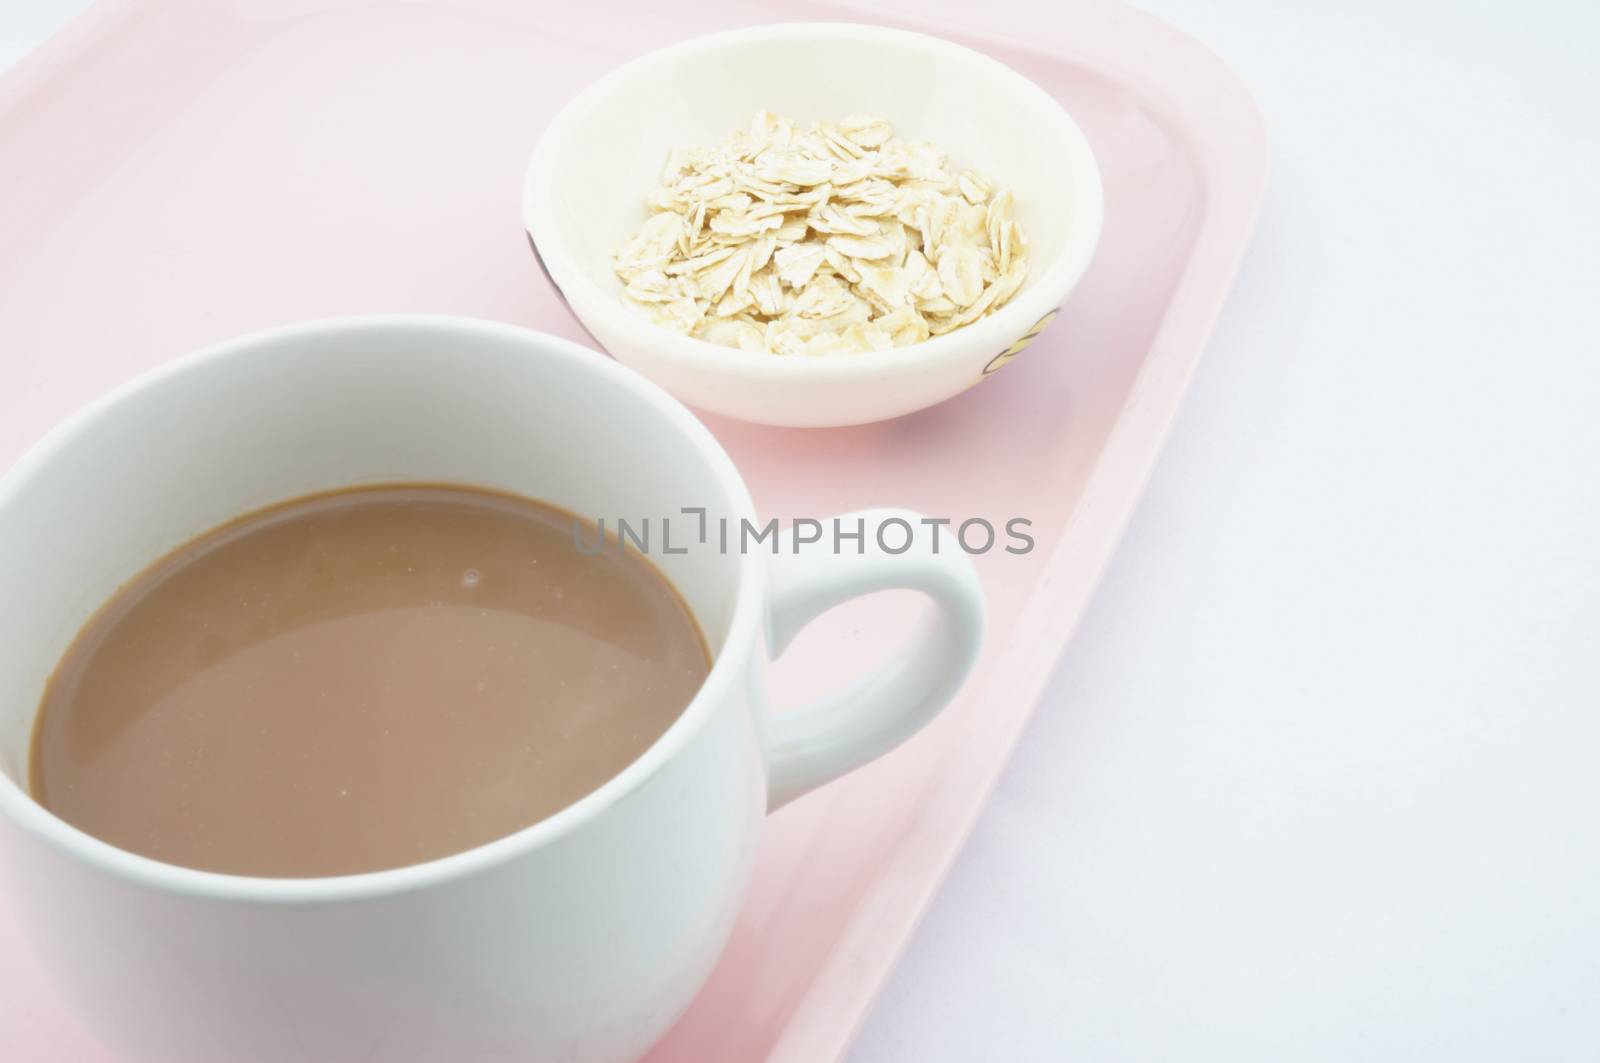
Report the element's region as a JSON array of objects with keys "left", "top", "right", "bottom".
[{"left": 0, "top": 314, "right": 765, "bottom": 905}]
